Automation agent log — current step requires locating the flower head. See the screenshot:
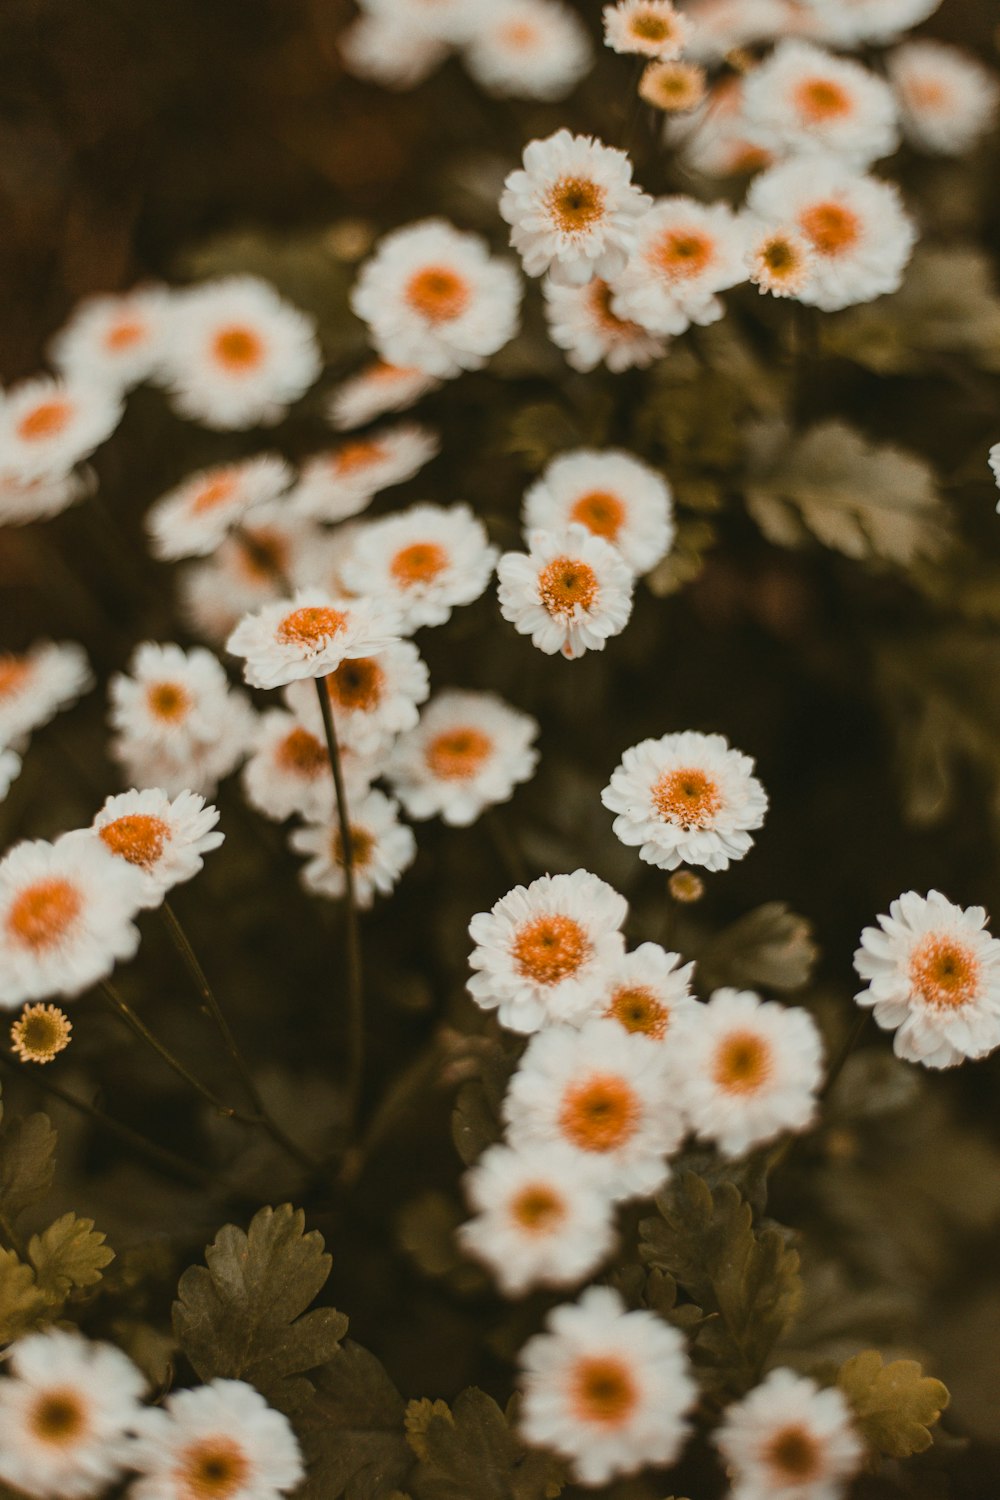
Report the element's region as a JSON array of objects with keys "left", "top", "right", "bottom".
[
  {"left": 87, "top": 788, "right": 224, "bottom": 909},
  {"left": 589, "top": 941, "right": 698, "bottom": 1042},
  {"left": 339, "top": 13, "right": 449, "bottom": 90},
  {"left": 0, "top": 377, "right": 122, "bottom": 483},
  {"left": 48, "top": 286, "right": 168, "bottom": 393},
  {"left": 226, "top": 590, "right": 401, "bottom": 691},
  {"left": 0, "top": 642, "right": 92, "bottom": 749},
  {"left": 889, "top": 40, "right": 999, "bottom": 157},
  {"left": 10, "top": 1002, "right": 72, "bottom": 1064},
  {"left": 327, "top": 361, "right": 441, "bottom": 431},
  {"left": 611, "top": 196, "right": 748, "bottom": 336},
  {"left": 602, "top": 1, "right": 692, "bottom": 60},
  {"left": 346, "top": 503, "right": 497, "bottom": 631},
  {"left": 742, "top": 40, "right": 900, "bottom": 167},
  {"left": 389, "top": 688, "right": 538, "bottom": 827},
  {"left": 290, "top": 424, "right": 439, "bottom": 523},
  {"left": 146, "top": 454, "right": 293, "bottom": 561},
  {"left": 498, "top": 525, "right": 634, "bottom": 659},
  {"left": 715, "top": 1367, "right": 864, "bottom": 1500},
  {"left": 542, "top": 276, "right": 669, "bottom": 373},
  {"left": 464, "top": 0, "right": 593, "bottom": 101},
  {"left": 522, "top": 449, "right": 674, "bottom": 576},
  {"left": 289, "top": 789, "right": 416, "bottom": 908},
  {"left": 639, "top": 59, "right": 707, "bottom": 112}
]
